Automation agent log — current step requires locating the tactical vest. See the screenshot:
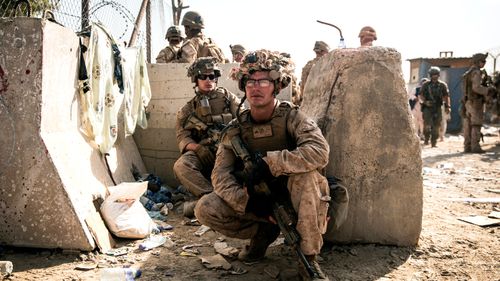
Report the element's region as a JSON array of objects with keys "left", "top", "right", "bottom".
[
  {"left": 191, "top": 87, "right": 233, "bottom": 126},
  {"left": 462, "top": 67, "right": 487, "bottom": 102},
  {"left": 422, "top": 81, "right": 445, "bottom": 107},
  {"left": 239, "top": 102, "right": 297, "bottom": 154}
]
